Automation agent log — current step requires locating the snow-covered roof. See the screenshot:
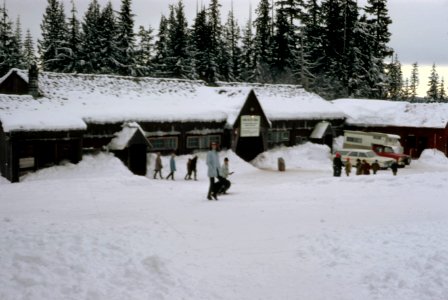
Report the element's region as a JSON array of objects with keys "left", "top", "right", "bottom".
[
  {"left": 0, "top": 69, "right": 346, "bottom": 132},
  {"left": 310, "top": 121, "right": 330, "bottom": 139},
  {"left": 332, "top": 98, "right": 448, "bottom": 129},
  {"left": 108, "top": 122, "right": 150, "bottom": 150},
  {"left": 0, "top": 68, "right": 29, "bottom": 85}
]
